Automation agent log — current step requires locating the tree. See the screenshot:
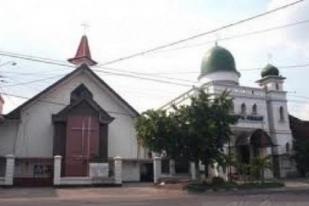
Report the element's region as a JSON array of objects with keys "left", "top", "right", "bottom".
[
  {"left": 135, "top": 110, "right": 180, "bottom": 159},
  {"left": 293, "top": 137, "right": 309, "bottom": 177},
  {"left": 135, "top": 89, "right": 237, "bottom": 179},
  {"left": 250, "top": 155, "right": 272, "bottom": 183}
]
